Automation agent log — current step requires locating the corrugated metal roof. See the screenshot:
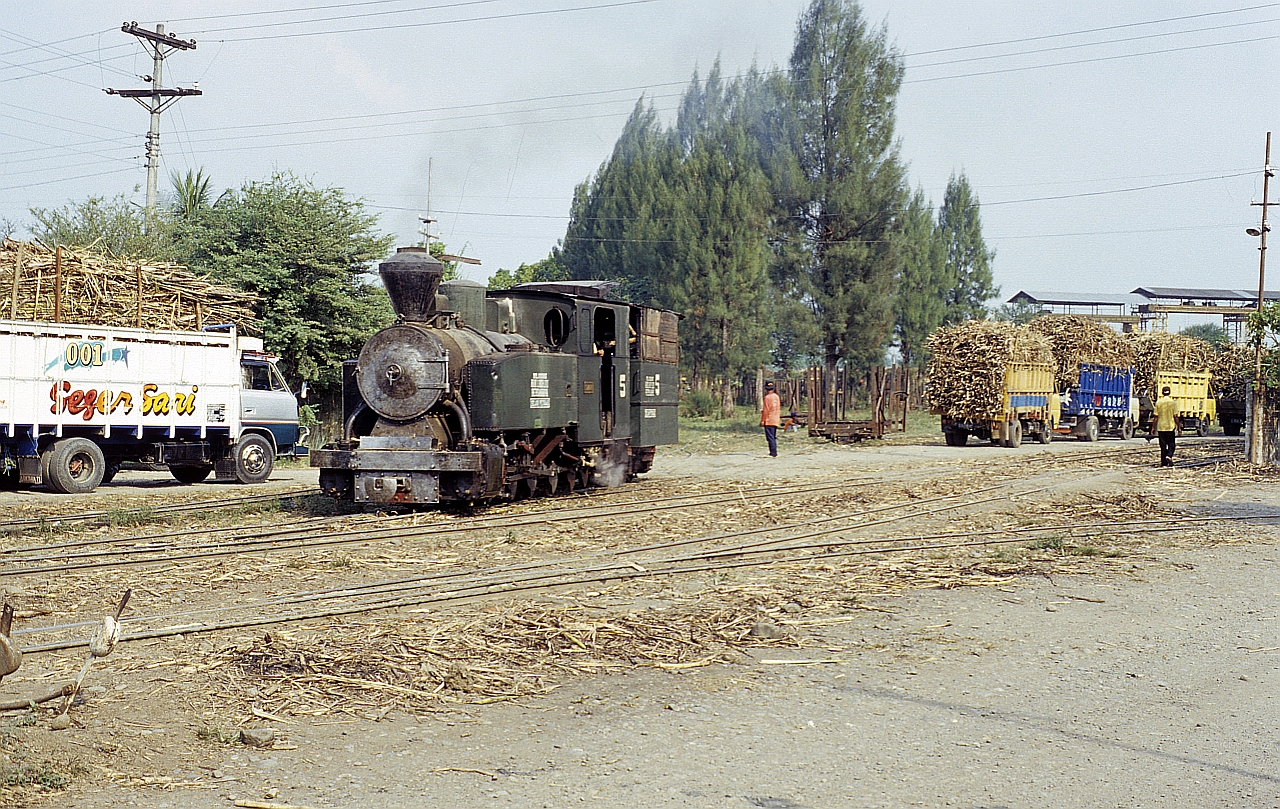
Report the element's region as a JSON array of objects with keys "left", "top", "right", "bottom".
[
  {"left": 1131, "top": 287, "right": 1253, "bottom": 301},
  {"left": 1007, "top": 290, "right": 1144, "bottom": 307}
]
